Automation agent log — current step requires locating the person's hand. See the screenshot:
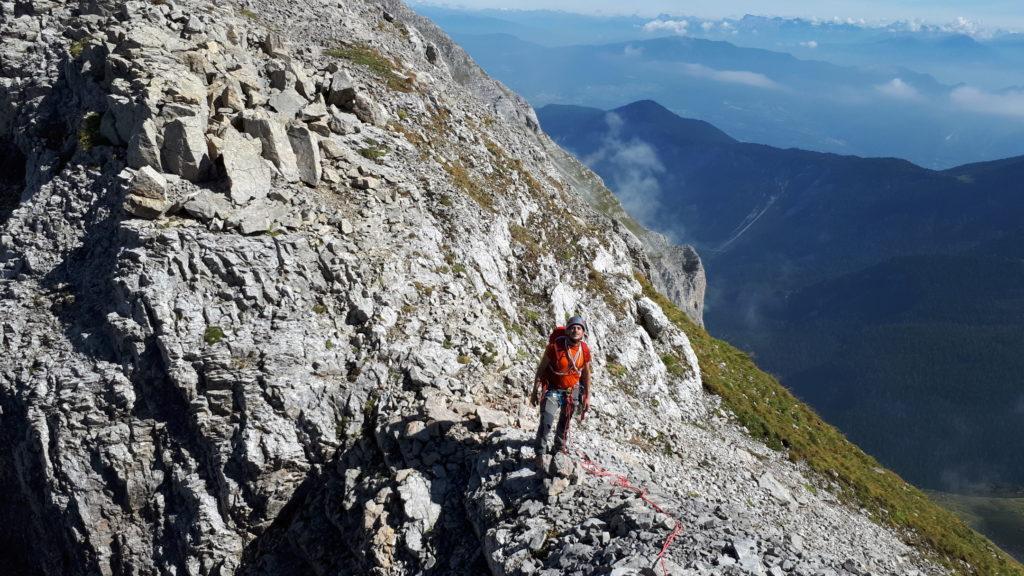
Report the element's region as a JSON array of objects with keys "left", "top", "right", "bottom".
[
  {"left": 579, "top": 395, "right": 590, "bottom": 420},
  {"left": 529, "top": 380, "right": 542, "bottom": 406}
]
